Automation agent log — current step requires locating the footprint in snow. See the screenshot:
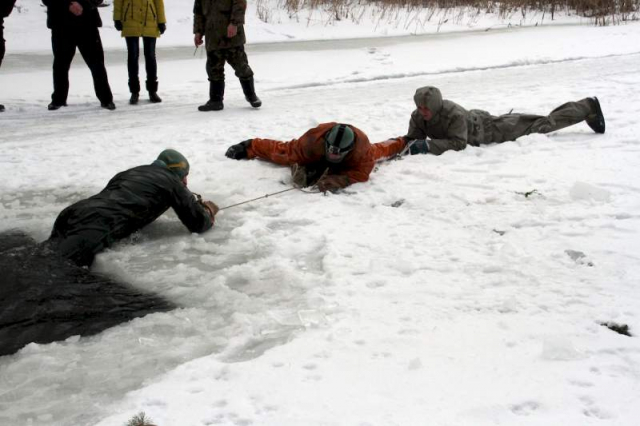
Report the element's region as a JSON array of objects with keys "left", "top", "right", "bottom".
[{"left": 510, "top": 400, "right": 541, "bottom": 416}]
